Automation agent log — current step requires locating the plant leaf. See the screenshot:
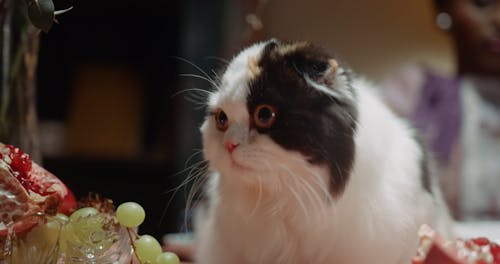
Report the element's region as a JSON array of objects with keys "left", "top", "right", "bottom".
[{"left": 27, "top": 0, "right": 55, "bottom": 33}]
